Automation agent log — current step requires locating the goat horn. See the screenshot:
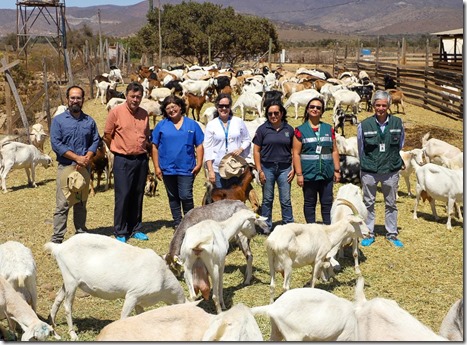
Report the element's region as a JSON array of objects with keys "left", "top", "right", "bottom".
[{"left": 336, "top": 198, "right": 359, "bottom": 216}]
